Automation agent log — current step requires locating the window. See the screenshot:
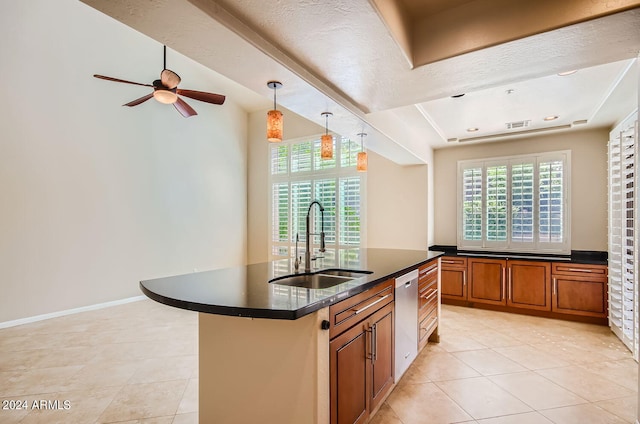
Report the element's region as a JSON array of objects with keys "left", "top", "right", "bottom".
[
  {"left": 458, "top": 151, "right": 570, "bottom": 253},
  {"left": 269, "top": 136, "right": 365, "bottom": 259}
]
